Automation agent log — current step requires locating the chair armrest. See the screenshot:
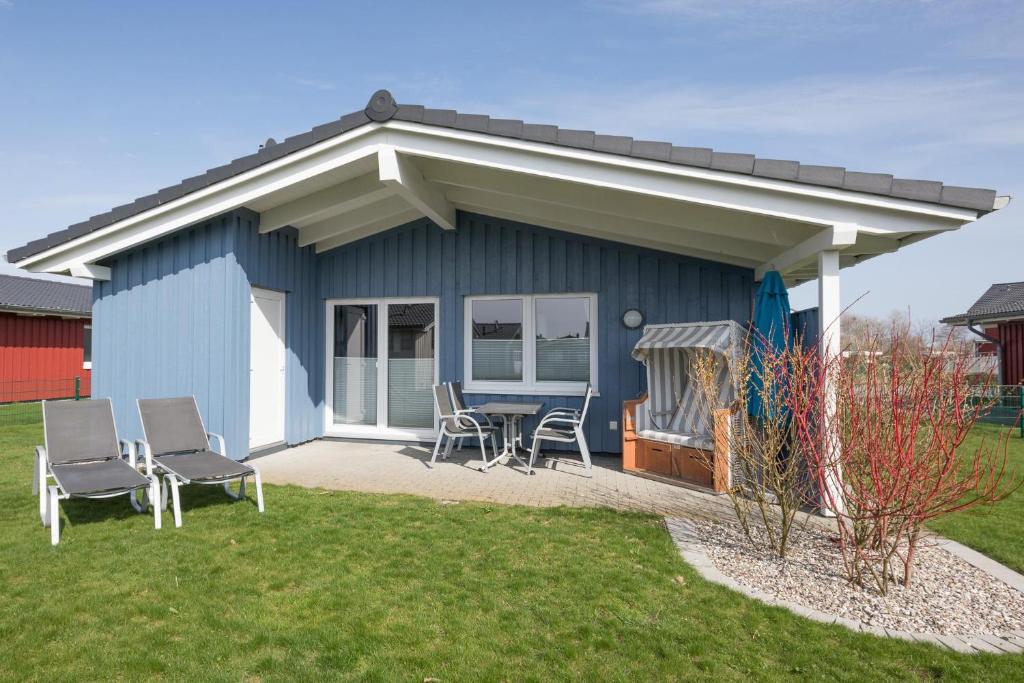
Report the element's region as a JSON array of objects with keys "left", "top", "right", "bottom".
[
  {"left": 119, "top": 439, "right": 138, "bottom": 468},
  {"left": 538, "top": 414, "right": 580, "bottom": 430},
  {"left": 455, "top": 408, "right": 493, "bottom": 427},
  {"left": 135, "top": 439, "right": 154, "bottom": 476},
  {"left": 207, "top": 432, "right": 226, "bottom": 456}
]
